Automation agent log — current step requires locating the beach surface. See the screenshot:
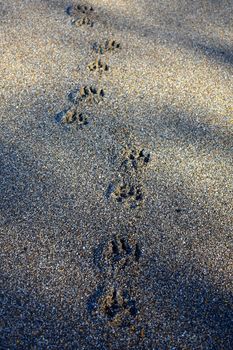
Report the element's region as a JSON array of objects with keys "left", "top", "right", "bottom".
[{"left": 0, "top": 0, "right": 233, "bottom": 349}]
